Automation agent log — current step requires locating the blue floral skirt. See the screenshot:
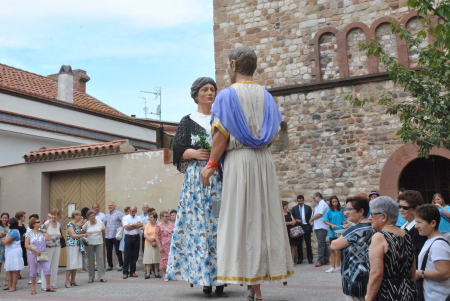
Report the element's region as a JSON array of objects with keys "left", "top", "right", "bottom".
[{"left": 166, "top": 160, "right": 222, "bottom": 286}]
